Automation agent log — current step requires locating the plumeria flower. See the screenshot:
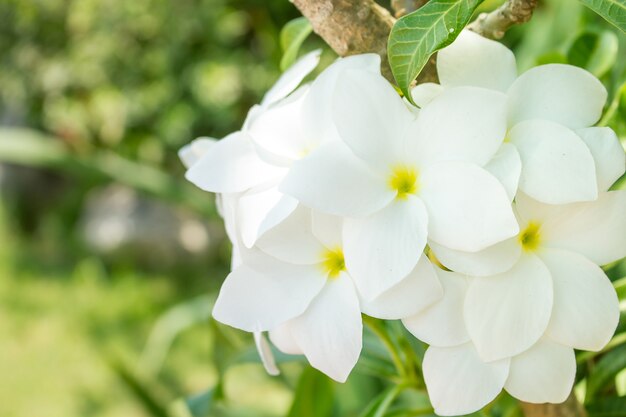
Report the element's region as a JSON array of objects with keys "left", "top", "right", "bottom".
[
  {"left": 281, "top": 68, "right": 518, "bottom": 301},
  {"left": 412, "top": 30, "right": 610, "bottom": 205},
  {"left": 408, "top": 191, "right": 625, "bottom": 367},
  {"left": 404, "top": 269, "right": 575, "bottom": 416},
  {"left": 212, "top": 206, "right": 443, "bottom": 382},
  {"left": 185, "top": 51, "right": 382, "bottom": 249}
]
